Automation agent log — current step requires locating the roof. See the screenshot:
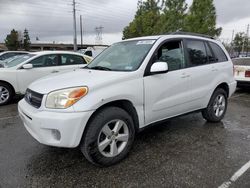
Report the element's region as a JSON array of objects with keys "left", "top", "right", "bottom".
[
  {"left": 29, "top": 50, "right": 86, "bottom": 56},
  {"left": 123, "top": 33, "right": 216, "bottom": 42}
]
